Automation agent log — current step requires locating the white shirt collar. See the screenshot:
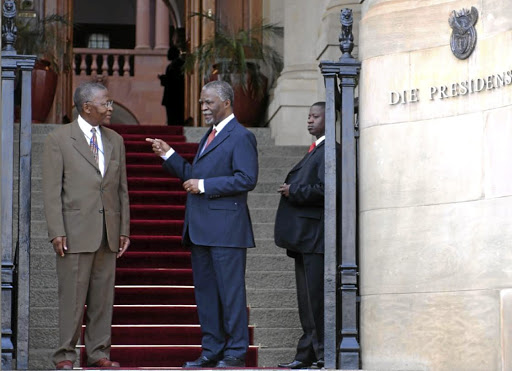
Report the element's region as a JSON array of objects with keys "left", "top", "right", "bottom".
[
  {"left": 315, "top": 135, "right": 325, "bottom": 146},
  {"left": 212, "top": 113, "right": 234, "bottom": 134},
  {"left": 77, "top": 115, "right": 102, "bottom": 138}
]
